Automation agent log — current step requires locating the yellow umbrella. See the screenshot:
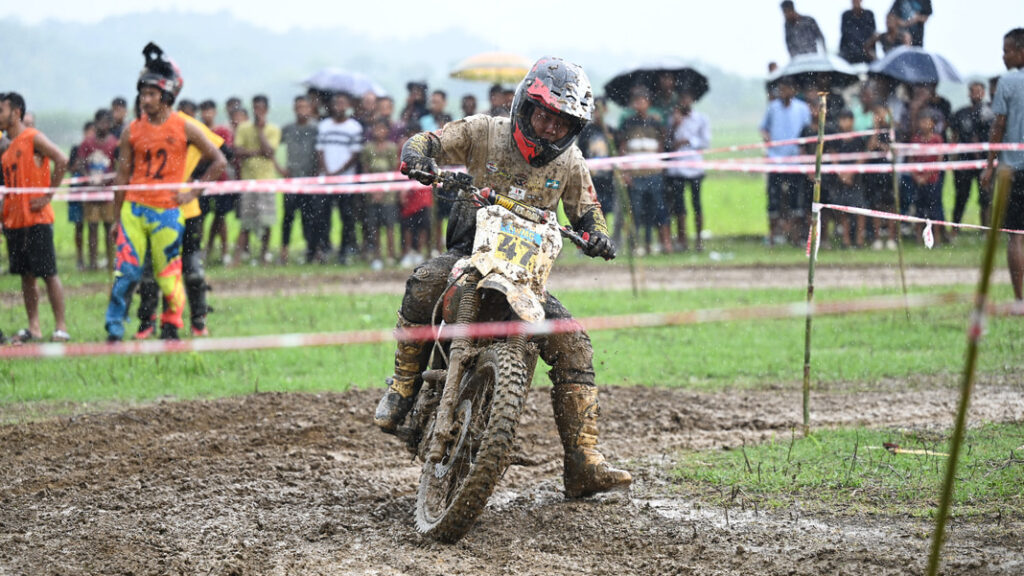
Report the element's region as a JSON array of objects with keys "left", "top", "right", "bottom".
[{"left": 449, "top": 52, "right": 533, "bottom": 84}]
